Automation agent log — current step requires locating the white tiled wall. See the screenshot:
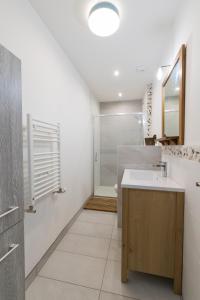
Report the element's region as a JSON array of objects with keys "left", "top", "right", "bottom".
[
  {"left": 151, "top": 0, "right": 200, "bottom": 298},
  {"left": 162, "top": 154, "right": 200, "bottom": 300}
]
